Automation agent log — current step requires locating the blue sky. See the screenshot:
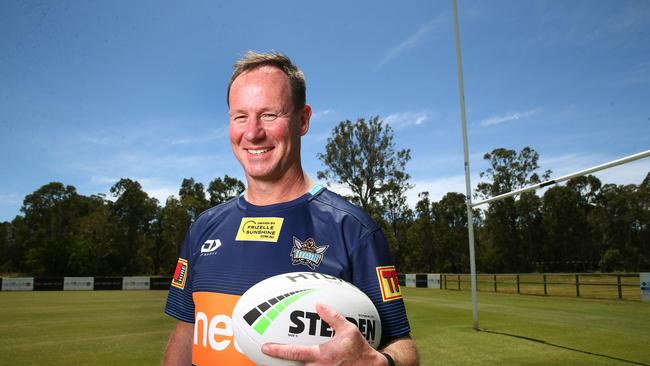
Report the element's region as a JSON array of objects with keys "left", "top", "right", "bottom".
[{"left": 1, "top": 0, "right": 649, "bottom": 222}]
